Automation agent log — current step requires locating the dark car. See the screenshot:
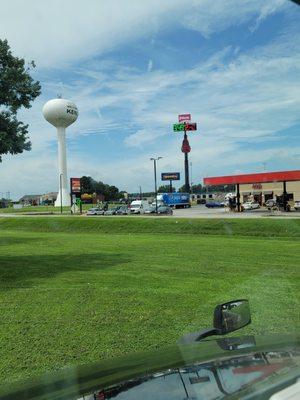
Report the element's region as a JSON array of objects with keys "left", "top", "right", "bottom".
[
  {"left": 205, "top": 201, "right": 224, "bottom": 208},
  {"left": 157, "top": 205, "right": 173, "bottom": 215},
  {"left": 104, "top": 206, "right": 120, "bottom": 215}
]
